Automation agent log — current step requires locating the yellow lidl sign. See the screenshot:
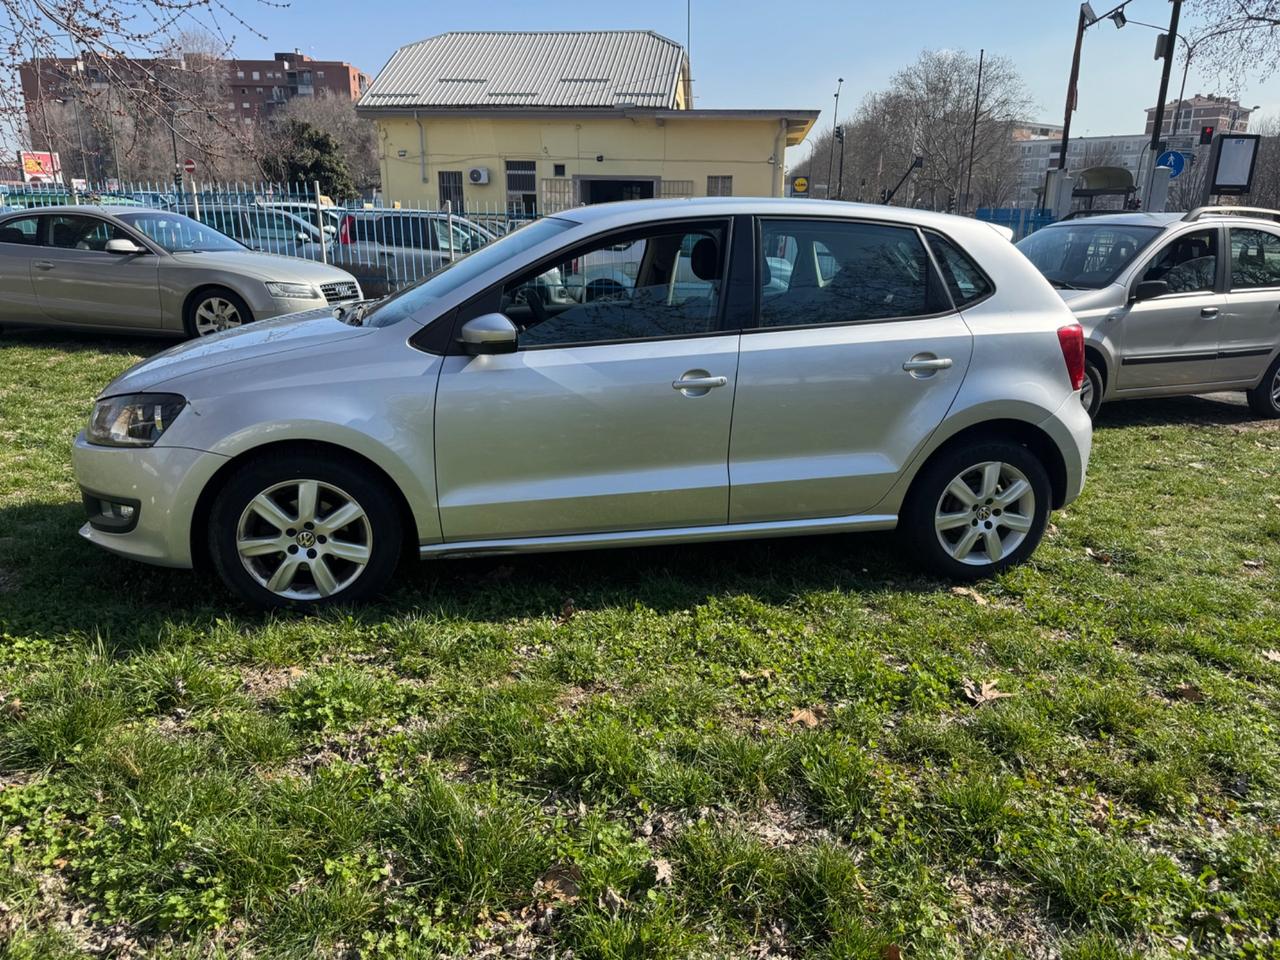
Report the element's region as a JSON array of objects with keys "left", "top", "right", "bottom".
[{"left": 789, "top": 175, "right": 810, "bottom": 197}]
